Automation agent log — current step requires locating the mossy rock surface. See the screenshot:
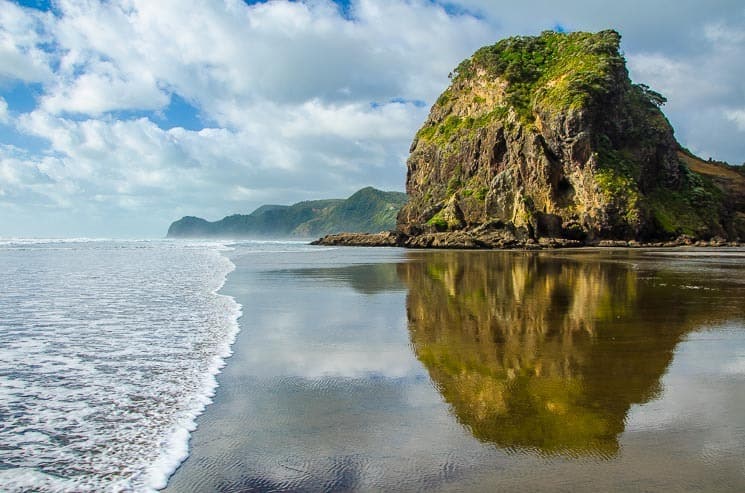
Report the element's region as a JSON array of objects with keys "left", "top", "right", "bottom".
[{"left": 399, "top": 30, "right": 745, "bottom": 242}]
